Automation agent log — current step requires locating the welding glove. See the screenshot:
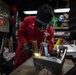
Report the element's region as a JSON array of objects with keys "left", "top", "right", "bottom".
[{"left": 23, "top": 43, "right": 31, "bottom": 54}]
